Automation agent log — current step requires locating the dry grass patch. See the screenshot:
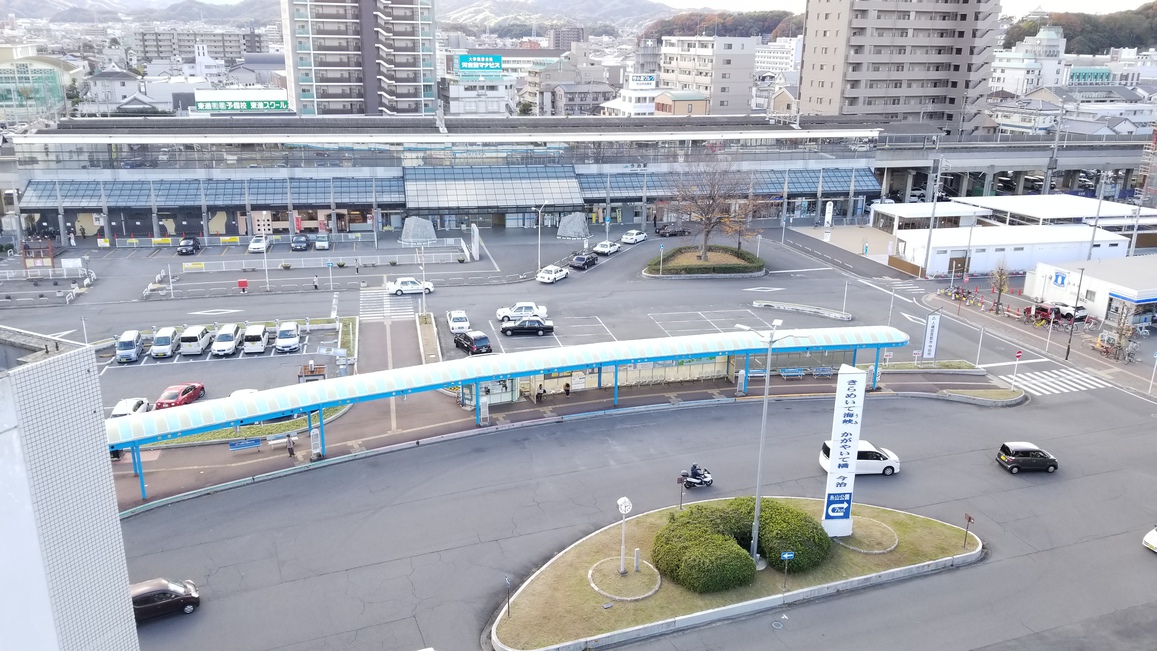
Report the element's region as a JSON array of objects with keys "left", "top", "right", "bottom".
[
  {"left": 588, "top": 558, "right": 660, "bottom": 599},
  {"left": 665, "top": 249, "right": 747, "bottom": 266},
  {"left": 494, "top": 498, "right": 979, "bottom": 650}
]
